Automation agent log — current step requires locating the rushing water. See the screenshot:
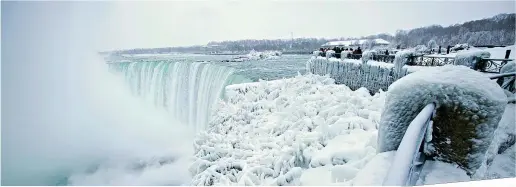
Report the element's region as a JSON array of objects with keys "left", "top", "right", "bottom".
[
  {"left": 106, "top": 53, "right": 309, "bottom": 131},
  {"left": 108, "top": 61, "right": 252, "bottom": 131}
]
